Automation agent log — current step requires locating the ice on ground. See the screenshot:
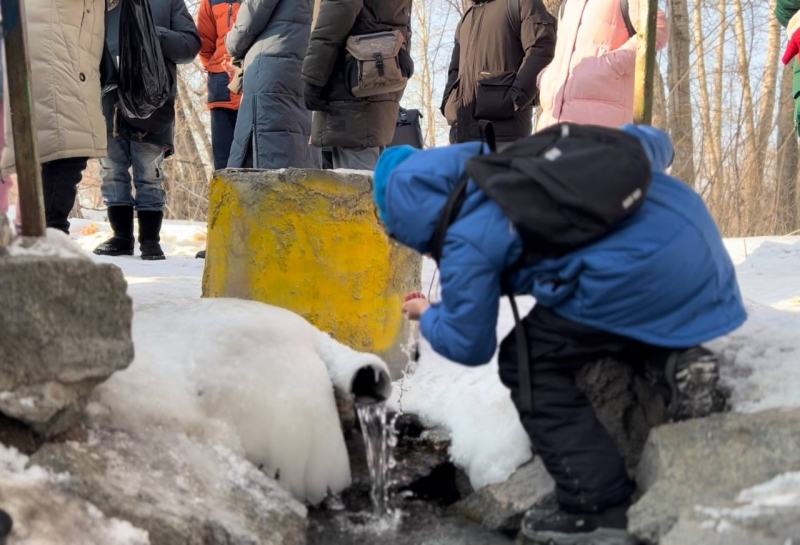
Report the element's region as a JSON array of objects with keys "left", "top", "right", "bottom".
[
  {"left": 94, "top": 297, "right": 391, "bottom": 505},
  {"left": 0, "top": 444, "right": 150, "bottom": 544}
]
